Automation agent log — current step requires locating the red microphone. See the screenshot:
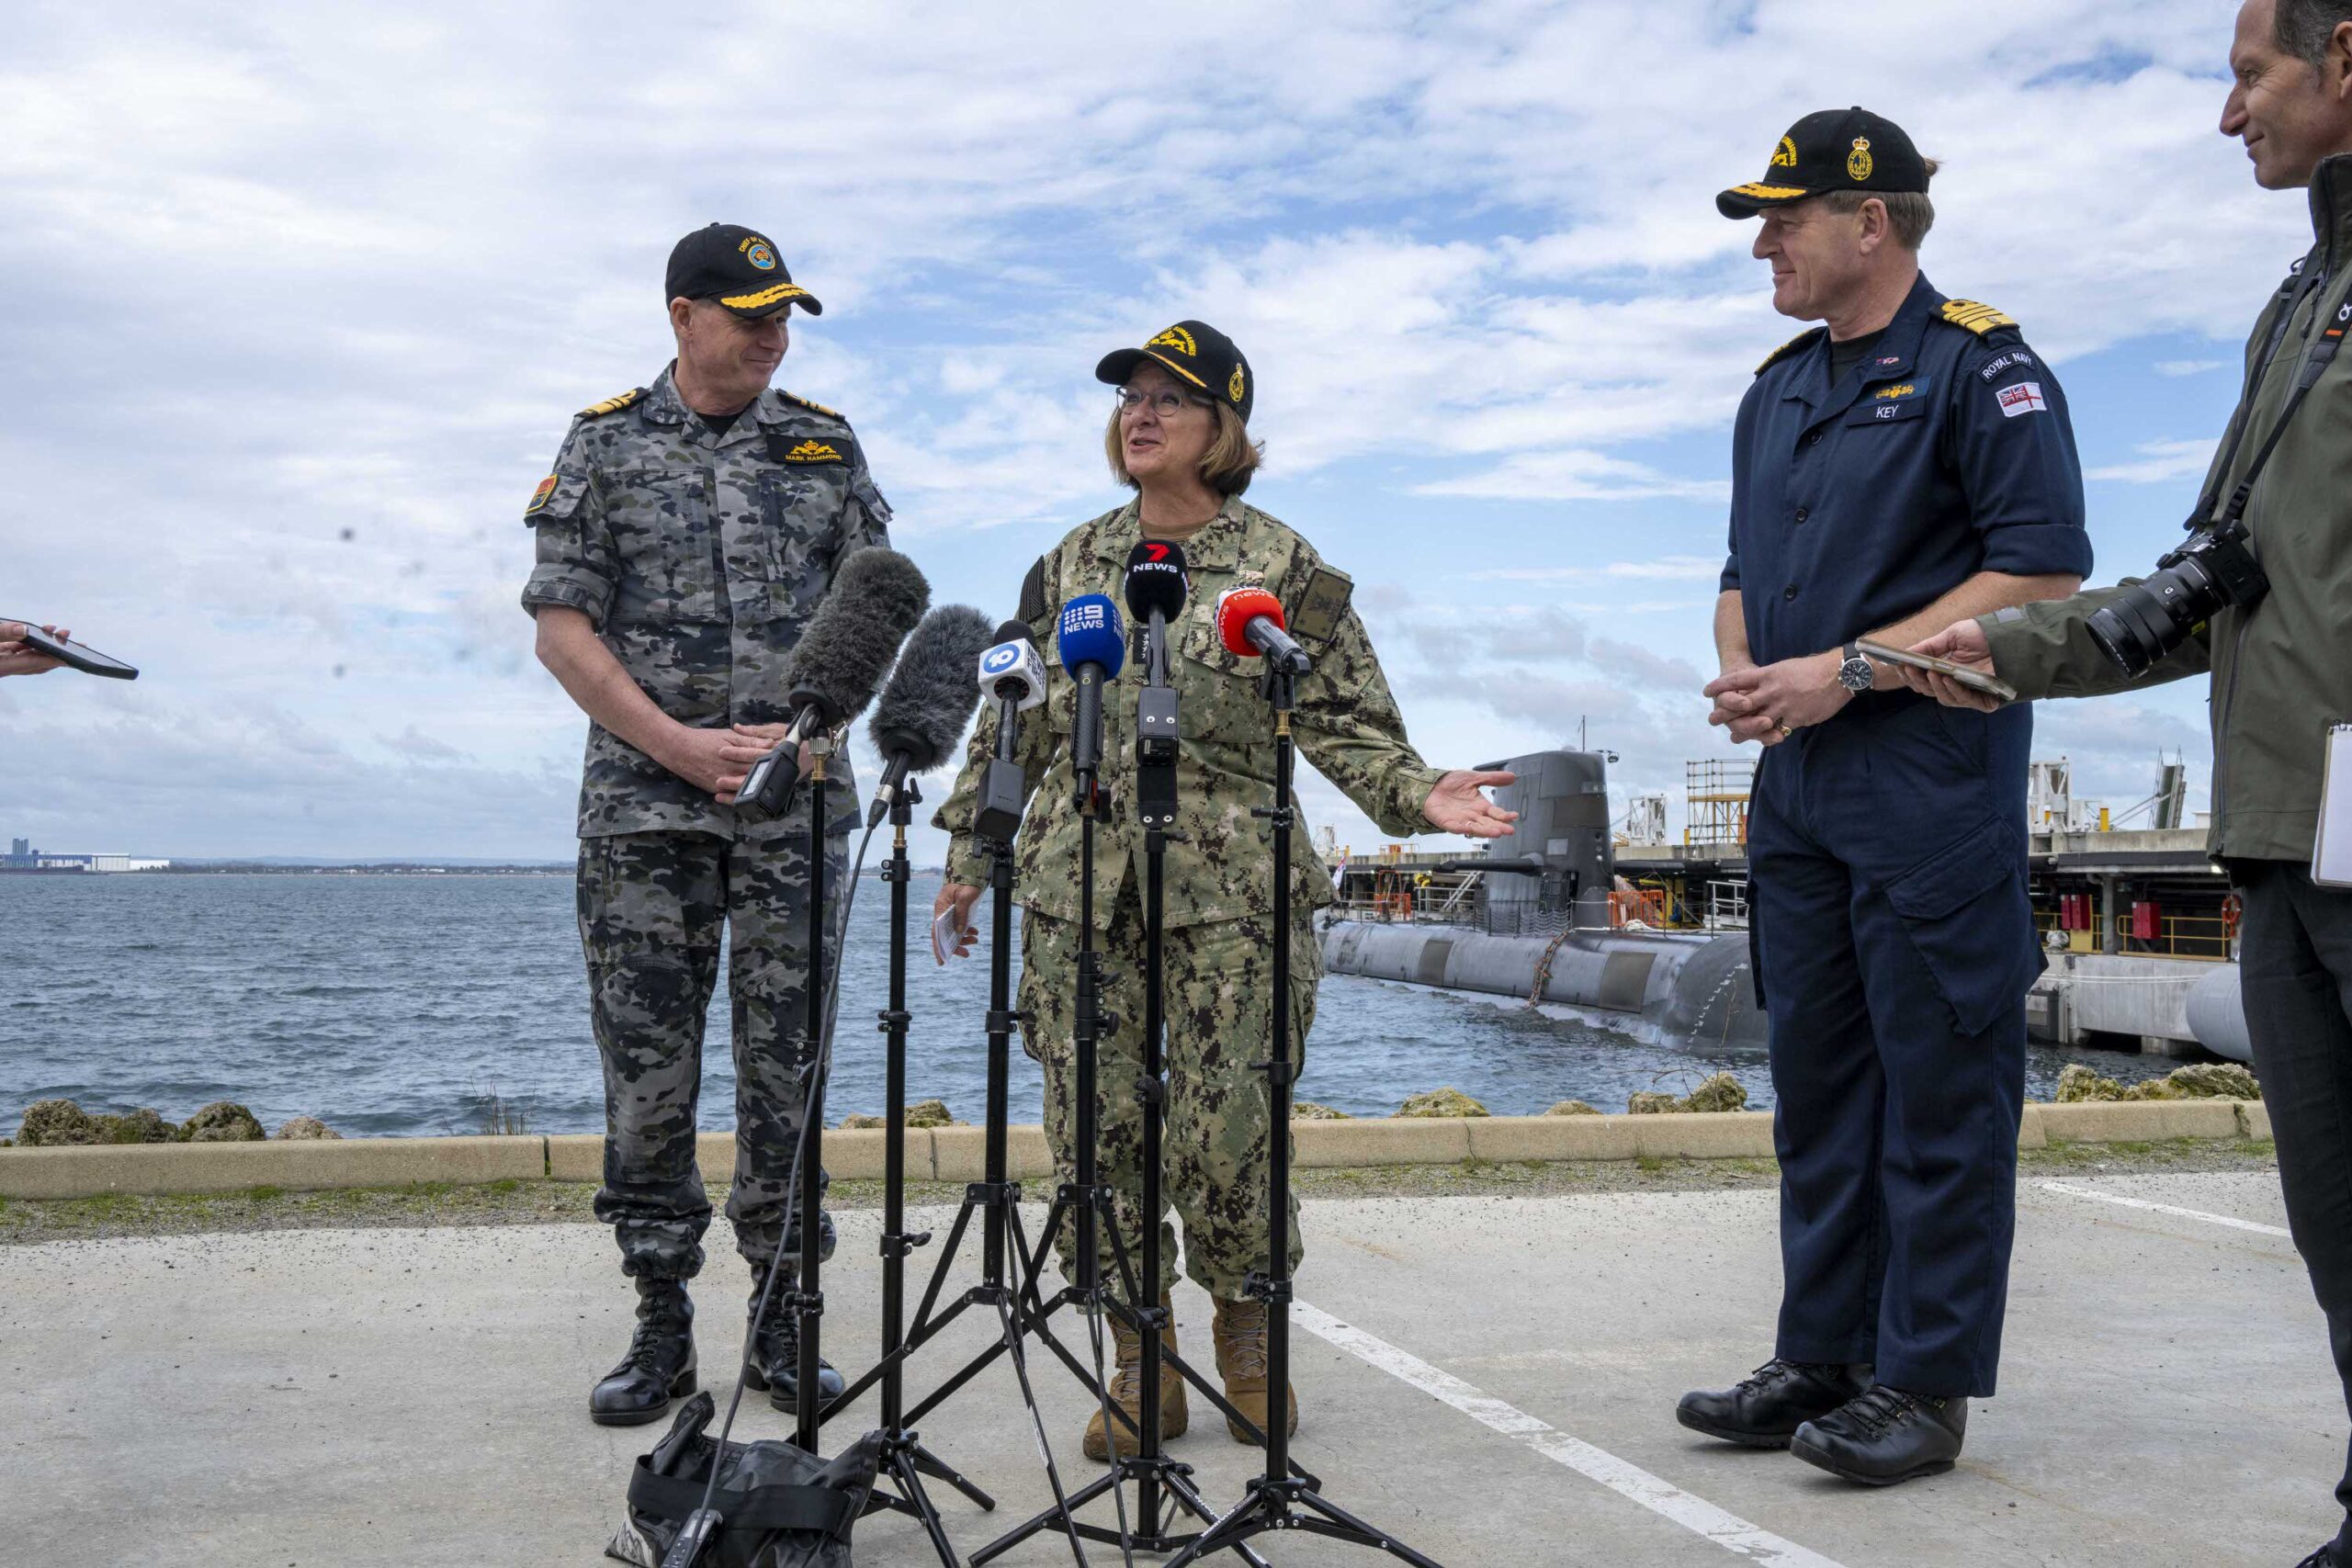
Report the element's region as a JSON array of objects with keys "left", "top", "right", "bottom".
[{"left": 1215, "top": 587, "right": 1311, "bottom": 673}]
